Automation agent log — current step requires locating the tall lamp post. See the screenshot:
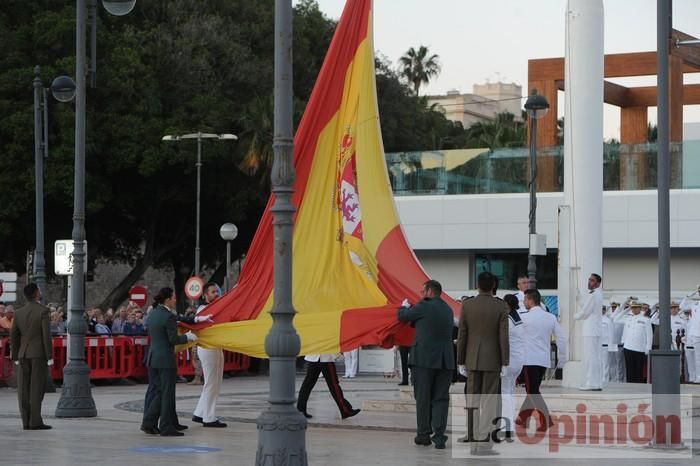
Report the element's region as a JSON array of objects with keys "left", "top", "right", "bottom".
[
  {"left": 56, "top": 0, "right": 135, "bottom": 419},
  {"left": 162, "top": 132, "right": 237, "bottom": 277},
  {"left": 524, "top": 89, "right": 549, "bottom": 290},
  {"left": 256, "top": 1, "right": 307, "bottom": 464},
  {"left": 33, "top": 70, "right": 77, "bottom": 298},
  {"left": 219, "top": 223, "right": 238, "bottom": 292}
]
